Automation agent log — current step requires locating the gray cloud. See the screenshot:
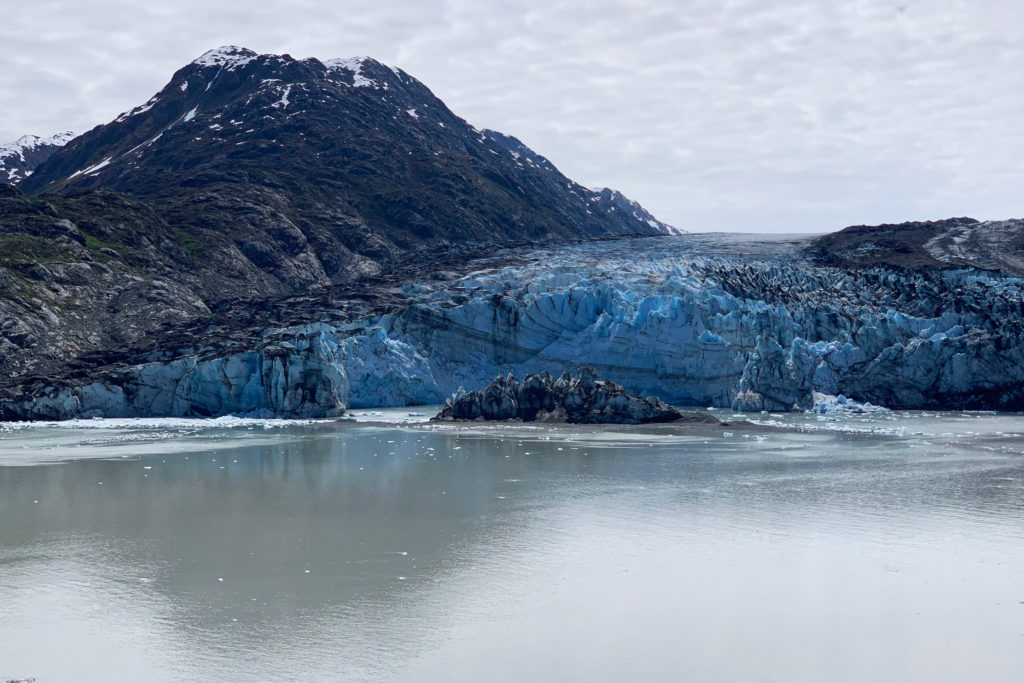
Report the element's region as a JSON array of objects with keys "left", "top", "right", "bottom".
[{"left": 2, "top": 0, "right": 1022, "bottom": 232}]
